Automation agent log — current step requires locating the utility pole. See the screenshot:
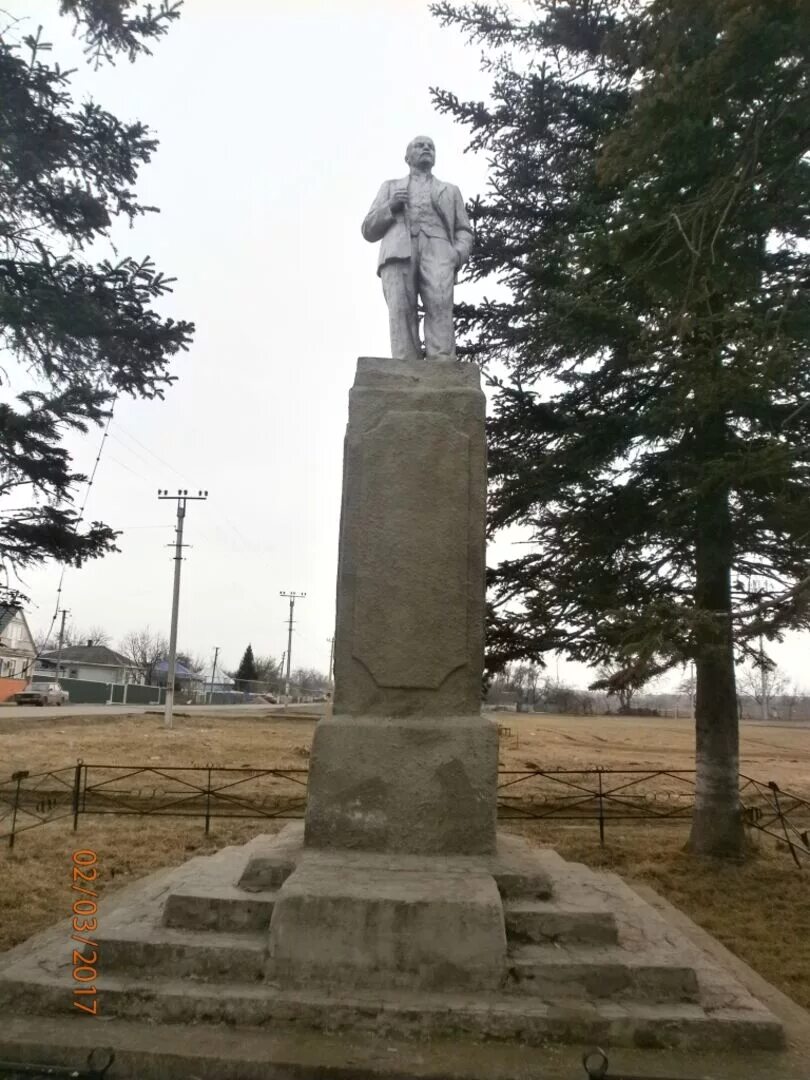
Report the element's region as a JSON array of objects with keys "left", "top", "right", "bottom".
[
  {"left": 279, "top": 591, "right": 306, "bottom": 704},
  {"left": 158, "top": 488, "right": 208, "bottom": 730},
  {"left": 208, "top": 646, "right": 220, "bottom": 705},
  {"left": 327, "top": 636, "right": 335, "bottom": 692},
  {"left": 54, "top": 609, "right": 70, "bottom": 684},
  {"left": 326, "top": 635, "right": 336, "bottom": 718}
]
